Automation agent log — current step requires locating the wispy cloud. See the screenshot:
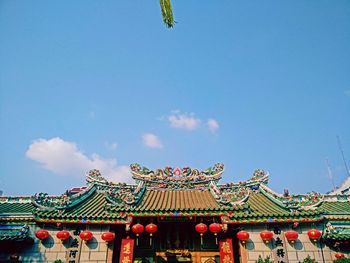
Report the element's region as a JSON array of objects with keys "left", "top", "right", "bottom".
[
  {"left": 142, "top": 133, "right": 163, "bottom": 149},
  {"left": 26, "top": 137, "right": 132, "bottom": 183},
  {"left": 207, "top": 118, "right": 219, "bottom": 133},
  {"left": 344, "top": 90, "right": 350, "bottom": 96},
  {"left": 105, "top": 141, "right": 118, "bottom": 150},
  {"left": 166, "top": 111, "right": 201, "bottom": 130},
  {"left": 89, "top": 110, "right": 96, "bottom": 119}
]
